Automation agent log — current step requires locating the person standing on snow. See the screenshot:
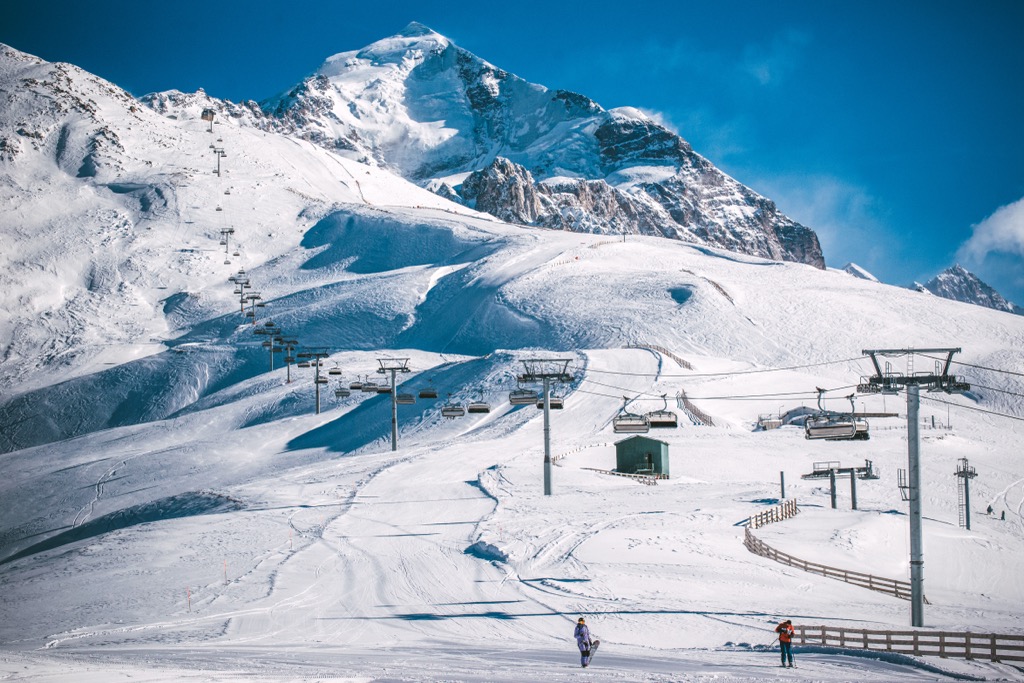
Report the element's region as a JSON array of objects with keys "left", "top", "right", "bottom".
[
  {"left": 775, "top": 619, "right": 795, "bottom": 667},
  {"left": 574, "top": 617, "right": 593, "bottom": 668}
]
